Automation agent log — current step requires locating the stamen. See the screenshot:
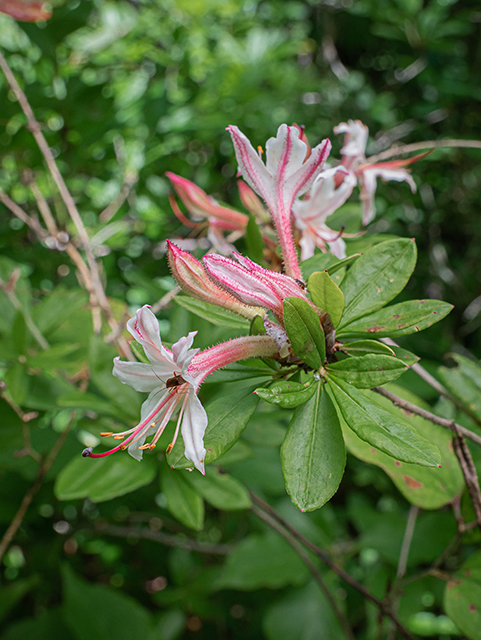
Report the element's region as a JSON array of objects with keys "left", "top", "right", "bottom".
[
  {"left": 257, "top": 145, "right": 264, "bottom": 158},
  {"left": 99, "top": 432, "right": 113, "bottom": 437},
  {"left": 149, "top": 443, "right": 156, "bottom": 450},
  {"left": 166, "top": 392, "right": 189, "bottom": 455},
  {"left": 138, "top": 444, "right": 150, "bottom": 450},
  {"left": 120, "top": 444, "right": 127, "bottom": 450},
  {"left": 166, "top": 443, "right": 173, "bottom": 454},
  {"left": 113, "top": 435, "right": 125, "bottom": 440}
]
